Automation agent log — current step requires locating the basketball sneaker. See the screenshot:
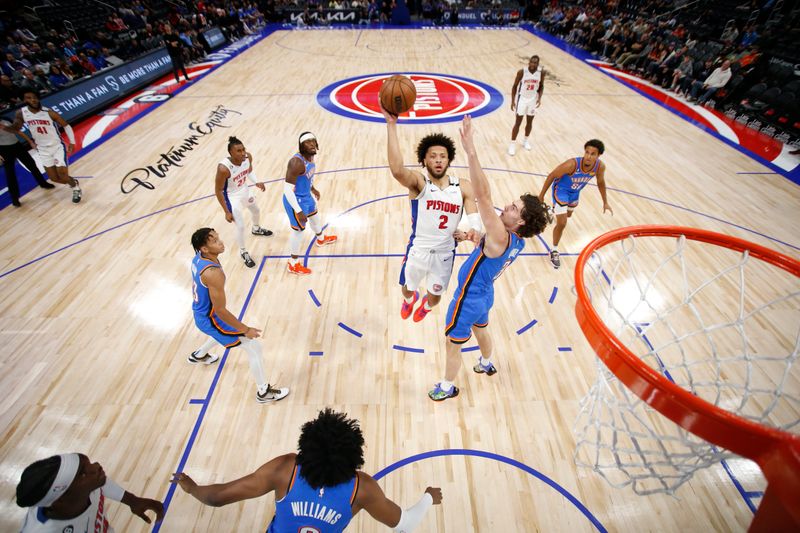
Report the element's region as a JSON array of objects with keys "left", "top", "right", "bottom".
[
  {"left": 316, "top": 234, "right": 337, "bottom": 247},
  {"left": 251, "top": 226, "right": 273, "bottom": 237},
  {"left": 287, "top": 261, "right": 312, "bottom": 275},
  {"left": 257, "top": 384, "right": 290, "bottom": 403},
  {"left": 187, "top": 350, "right": 220, "bottom": 365},
  {"left": 507, "top": 142, "right": 516, "bottom": 156},
  {"left": 473, "top": 358, "right": 497, "bottom": 376},
  {"left": 241, "top": 250, "right": 256, "bottom": 268},
  {"left": 400, "top": 291, "right": 419, "bottom": 320},
  {"left": 72, "top": 180, "right": 81, "bottom": 203},
  {"left": 550, "top": 250, "right": 561, "bottom": 269},
  {"left": 523, "top": 139, "right": 532, "bottom": 151},
  {"left": 413, "top": 295, "right": 431, "bottom": 322},
  {"left": 428, "top": 382, "right": 459, "bottom": 402}
]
